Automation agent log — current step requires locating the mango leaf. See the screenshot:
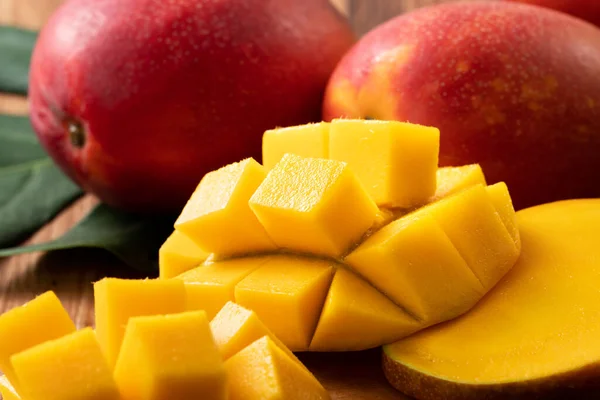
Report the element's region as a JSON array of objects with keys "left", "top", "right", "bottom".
[
  {"left": 0, "top": 114, "right": 83, "bottom": 247},
  {"left": 0, "top": 25, "right": 37, "bottom": 95},
  {"left": 0, "top": 204, "right": 176, "bottom": 271}
]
